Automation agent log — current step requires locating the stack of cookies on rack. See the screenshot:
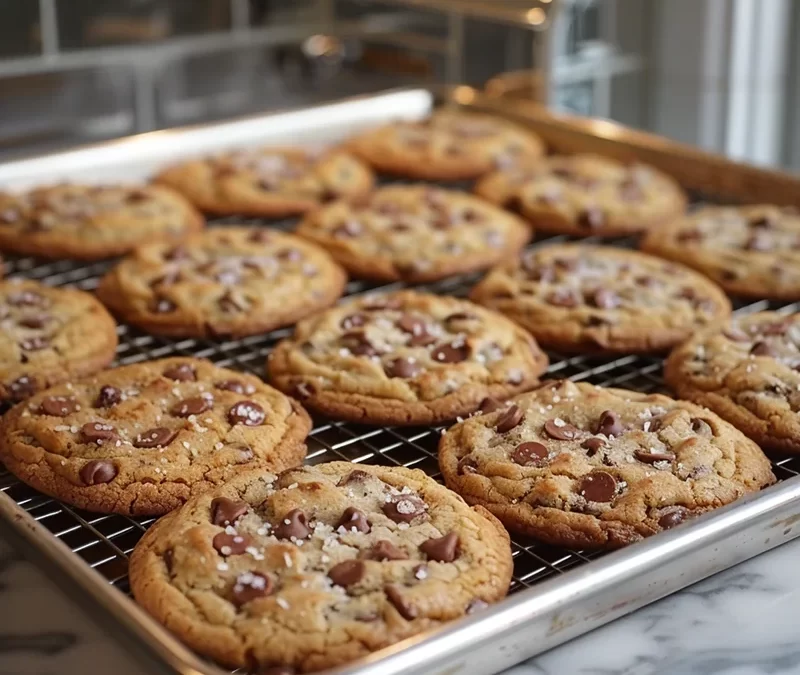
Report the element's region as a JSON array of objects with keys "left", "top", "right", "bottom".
[{"left": 0, "top": 102, "right": 797, "bottom": 674}]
